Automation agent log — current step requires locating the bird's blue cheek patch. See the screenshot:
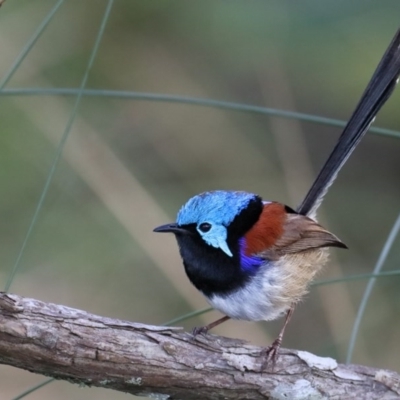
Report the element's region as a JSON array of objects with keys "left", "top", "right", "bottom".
[
  {"left": 239, "top": 238, "right": 264, "bottom": 273},
  {"left": 200, "top": 224, "right": 233, "bottom": 257}
]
